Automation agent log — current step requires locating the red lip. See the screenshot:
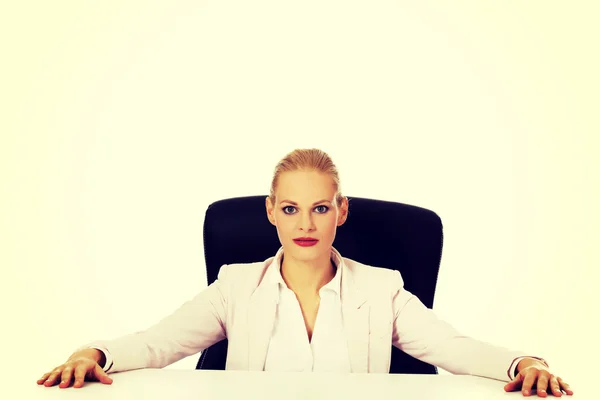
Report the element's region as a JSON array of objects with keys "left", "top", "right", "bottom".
[{"left": 293, "top": 238, "right": 319, "bottom": 247}]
